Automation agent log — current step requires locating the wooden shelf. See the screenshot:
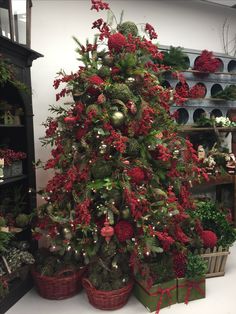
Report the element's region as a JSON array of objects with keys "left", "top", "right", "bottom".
[
  {"left": 179, "top": 126, "right": 236, "bottom": 133},
  {"left": 192, "top": 174, "right": 235, "bottom": 189},
  {"left": 0, "top": 124, "right": 24, "bottom": 128},
  {"left": 0, "top": 175, "right": 27, "bottom": 186}
]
